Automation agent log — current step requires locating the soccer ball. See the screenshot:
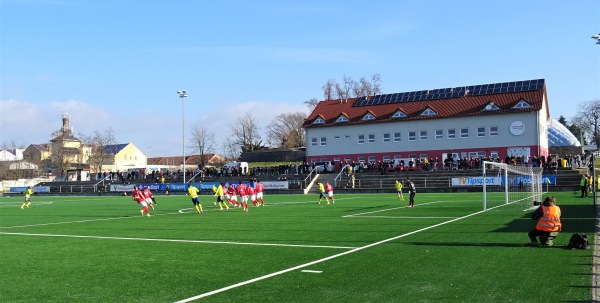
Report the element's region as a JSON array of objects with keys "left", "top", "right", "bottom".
[{"left": 213, "top": 202, "right": 217, "bottom": 206}]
